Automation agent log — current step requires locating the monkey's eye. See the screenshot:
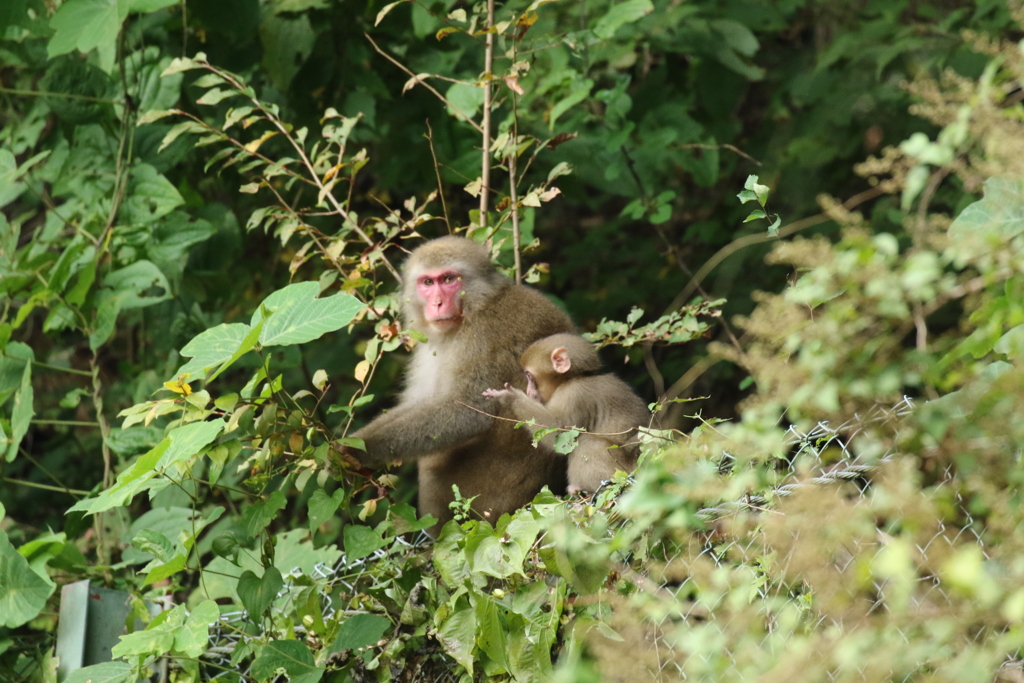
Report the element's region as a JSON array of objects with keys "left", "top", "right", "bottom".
[
  {"left": 442, "top": 274, "right": 457, "bottom": 284},
  {"left": 422, "top": 277, "right": 434, "bottom": 286}
]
